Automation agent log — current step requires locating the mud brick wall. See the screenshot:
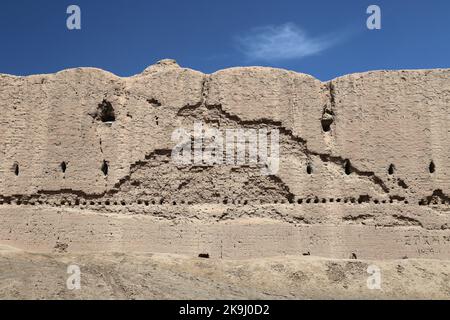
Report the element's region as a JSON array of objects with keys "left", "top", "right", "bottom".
[
  {"left": 0, "top": 60, "right": 449, "bottom": 259},
  {"left": 1, "top": 60, "right": 449, "bottom": 206}
]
